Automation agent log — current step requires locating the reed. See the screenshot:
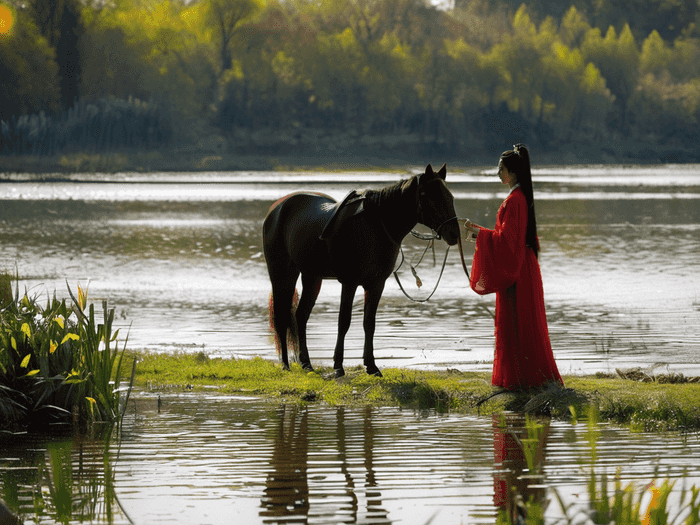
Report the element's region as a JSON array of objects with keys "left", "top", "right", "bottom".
[
  {"left": 0, "top": 276, "right": 131, "bottom": 430},
  {"left": 494, "top": 408, "right": 700, "bottom": 524},
  {"left": 0, "top": 97, "right": 172, "bottom": 157}
]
